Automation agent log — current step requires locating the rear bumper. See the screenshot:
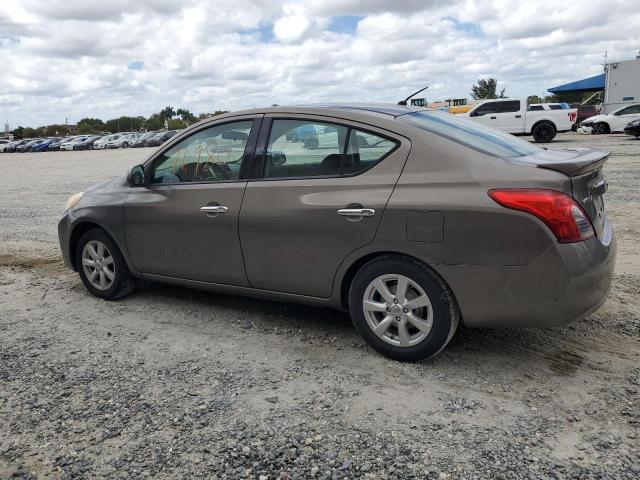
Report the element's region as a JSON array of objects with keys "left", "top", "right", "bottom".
[{"left": 438, "top": 218, "right": 616, "bottom": 328}]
